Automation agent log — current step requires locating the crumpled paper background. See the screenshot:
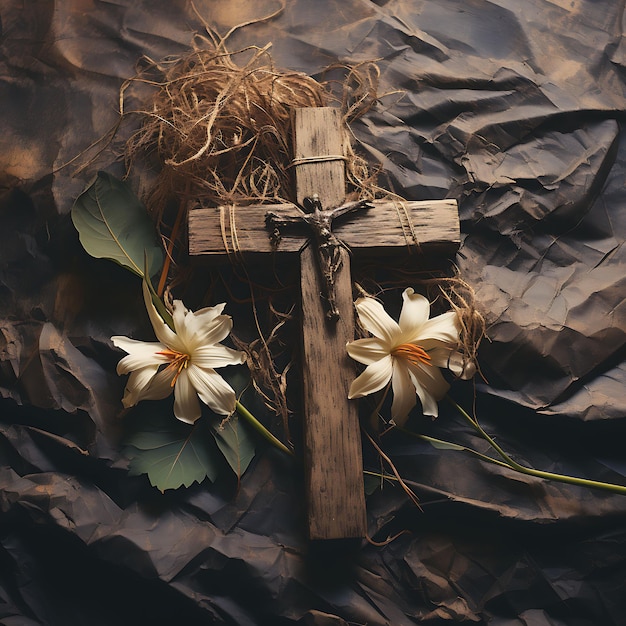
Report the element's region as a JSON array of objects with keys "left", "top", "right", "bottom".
[{"left": 2, "top": 1, "right": 626, "bottom": 624}]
